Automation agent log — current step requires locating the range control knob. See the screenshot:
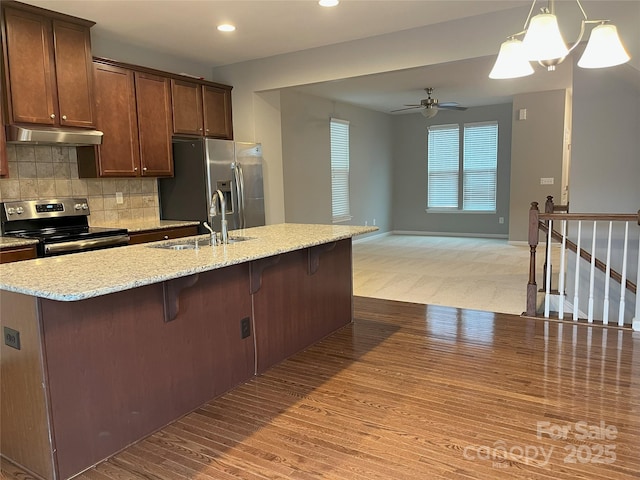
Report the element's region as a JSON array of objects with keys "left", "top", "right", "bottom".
[
  {"left": 74, "top": 203, "right": 83, "bottom": 210},
  {"left": 15, "top": 206, "right": 24, "bottom": 214},
  {"left": 6, "top": 207, "right": 15, "bottom": 215},
  {"left": 81, "top": 203, "right": 88, "bottom": 210}
]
